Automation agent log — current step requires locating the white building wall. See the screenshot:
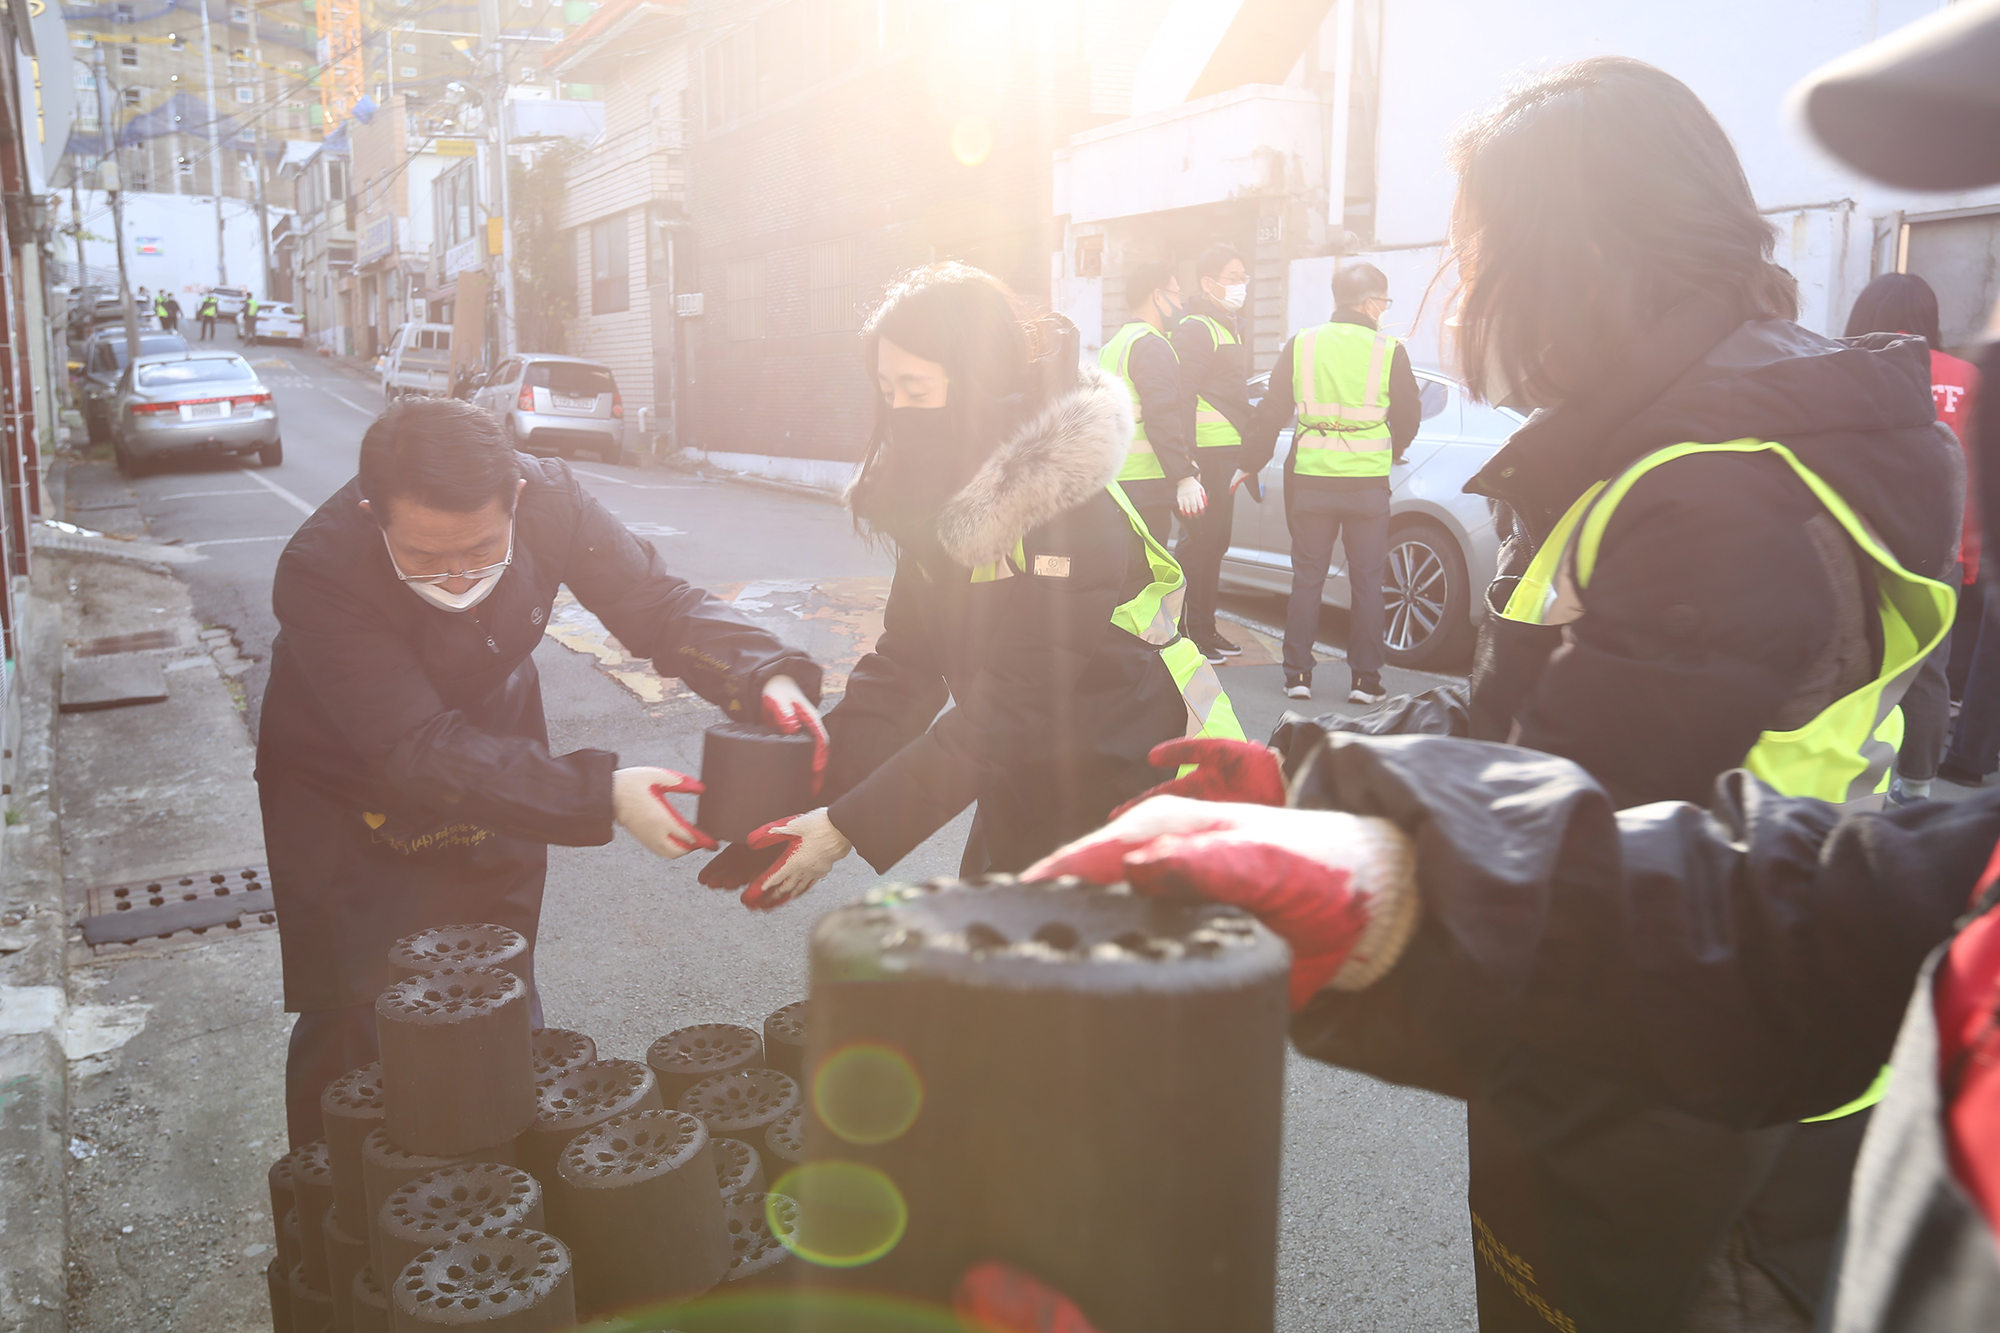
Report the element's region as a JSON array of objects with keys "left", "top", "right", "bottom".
[
  {"left": 1362, "top": 0, "right": 2000, "bottom": 341},
  {"left": 63, "top": 190, "right": 287, "bottom": 300}
]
